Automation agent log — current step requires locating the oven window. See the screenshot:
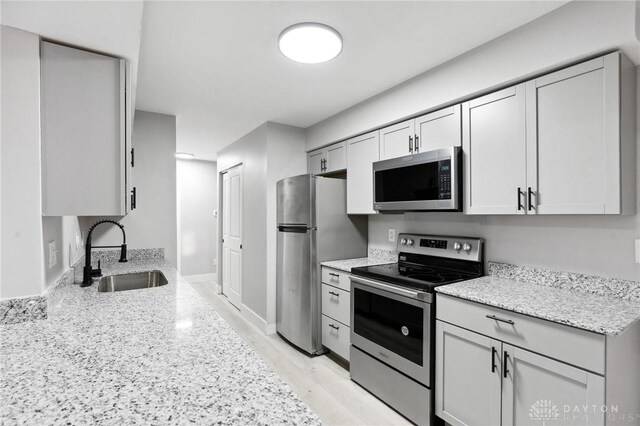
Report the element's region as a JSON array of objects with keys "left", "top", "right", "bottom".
[
  {"left": 353, "top": 287, "right": 424, "bottom": 365},
  {"left": 375, "top": 160, "right": 449, "bottom": 202}
]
